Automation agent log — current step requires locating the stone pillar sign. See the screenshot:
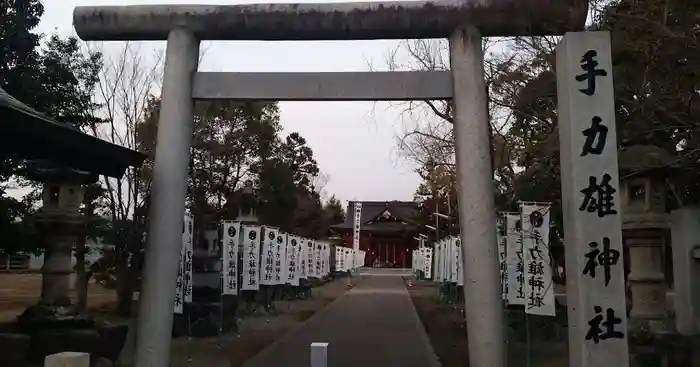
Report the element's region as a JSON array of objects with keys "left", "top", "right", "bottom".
[{"left": 556, "top": 31, "right": 629, "bottom": 367}]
